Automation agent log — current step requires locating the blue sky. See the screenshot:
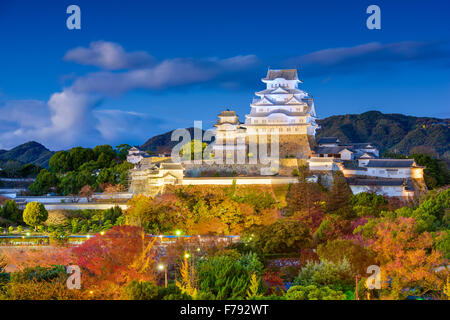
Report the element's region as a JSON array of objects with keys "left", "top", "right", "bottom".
[{"left": 0, "top": 0, "right": 449, "bottom": 150}]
